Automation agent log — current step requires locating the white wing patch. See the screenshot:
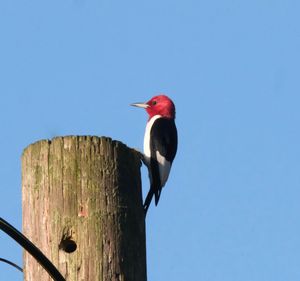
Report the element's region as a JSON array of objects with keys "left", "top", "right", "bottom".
[{"left": 156, "top": 151, "right": 171, "bottom": 187}]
